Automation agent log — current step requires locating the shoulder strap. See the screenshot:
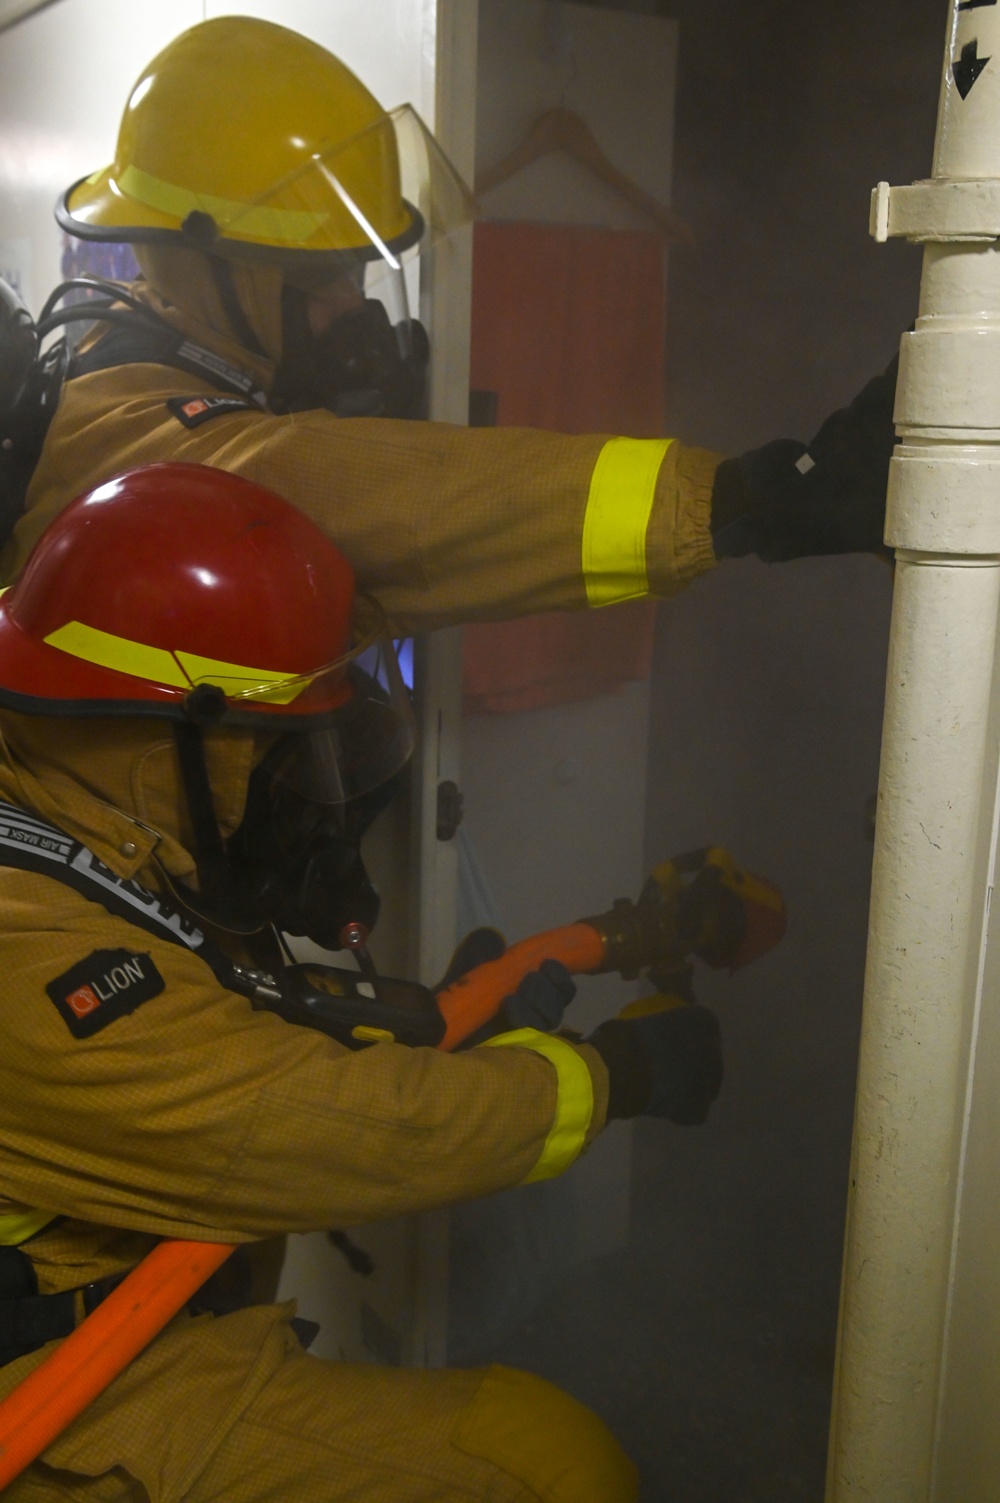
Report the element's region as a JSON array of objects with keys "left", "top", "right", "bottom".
[
  {"left": 69, "top": 319, "right": 269, "bottom": 409},
  {"left": 0, "top": 800, "right": 240, "bottom": 992},
  {"left": 0, "top": 802, "right": 256, "bottom": 1258}
]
